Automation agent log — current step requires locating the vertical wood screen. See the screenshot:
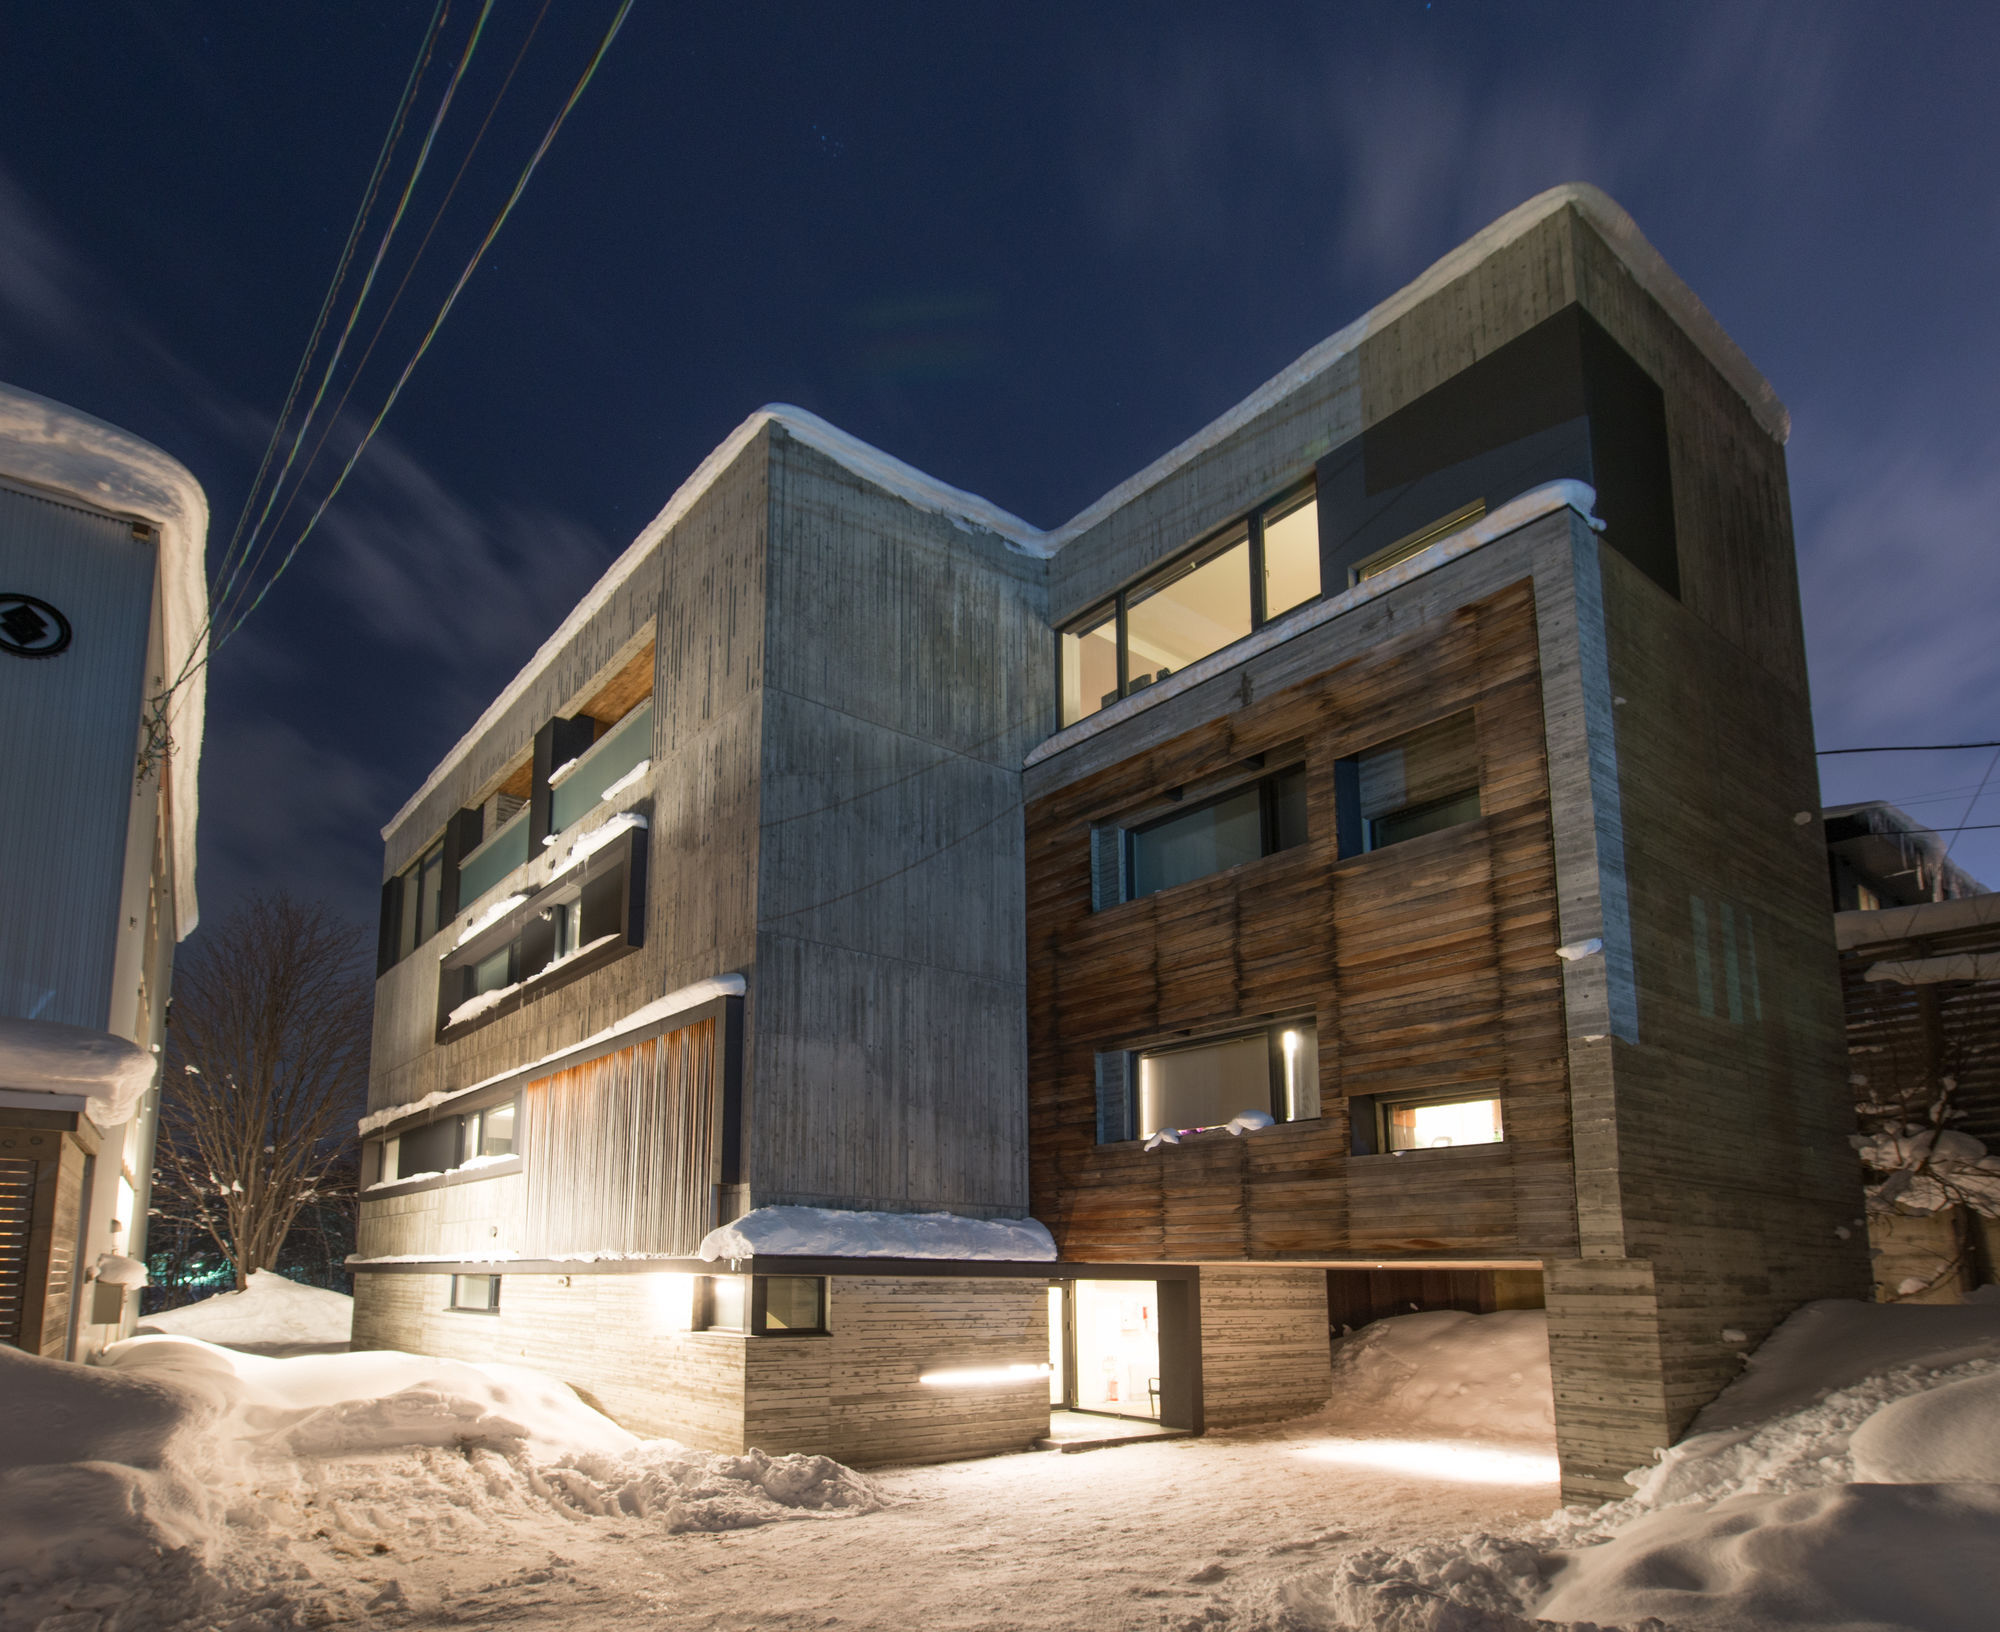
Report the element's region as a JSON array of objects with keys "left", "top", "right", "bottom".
[{"left": 522, "top": 1018, "right": 718, "bottom": 1258}]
